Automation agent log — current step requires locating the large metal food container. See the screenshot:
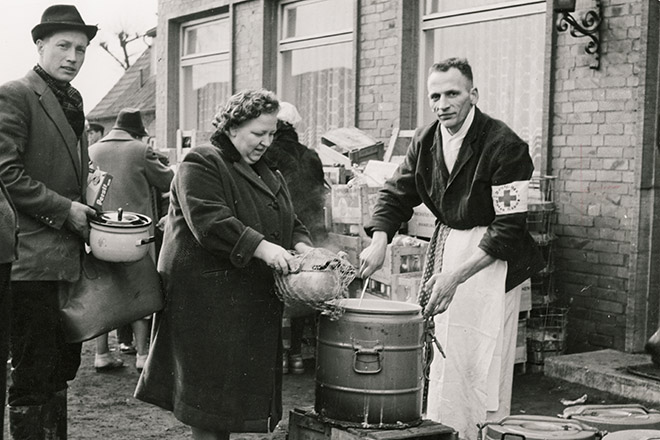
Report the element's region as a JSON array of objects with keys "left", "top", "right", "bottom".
[{"left": 315, "top": 298, "right": 424, "bottom": 427}]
